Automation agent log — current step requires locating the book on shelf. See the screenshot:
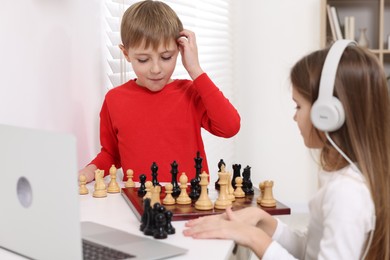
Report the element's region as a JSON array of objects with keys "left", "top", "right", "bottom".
[
  {"left": 344, "top": 16, "right": 355, "bottom": 41},
  {"left": 330, "top": 6, "right": 343, "bottom": 40},
  {"left": 326, "top": 4, "right": 337, "bottom": 41}
]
